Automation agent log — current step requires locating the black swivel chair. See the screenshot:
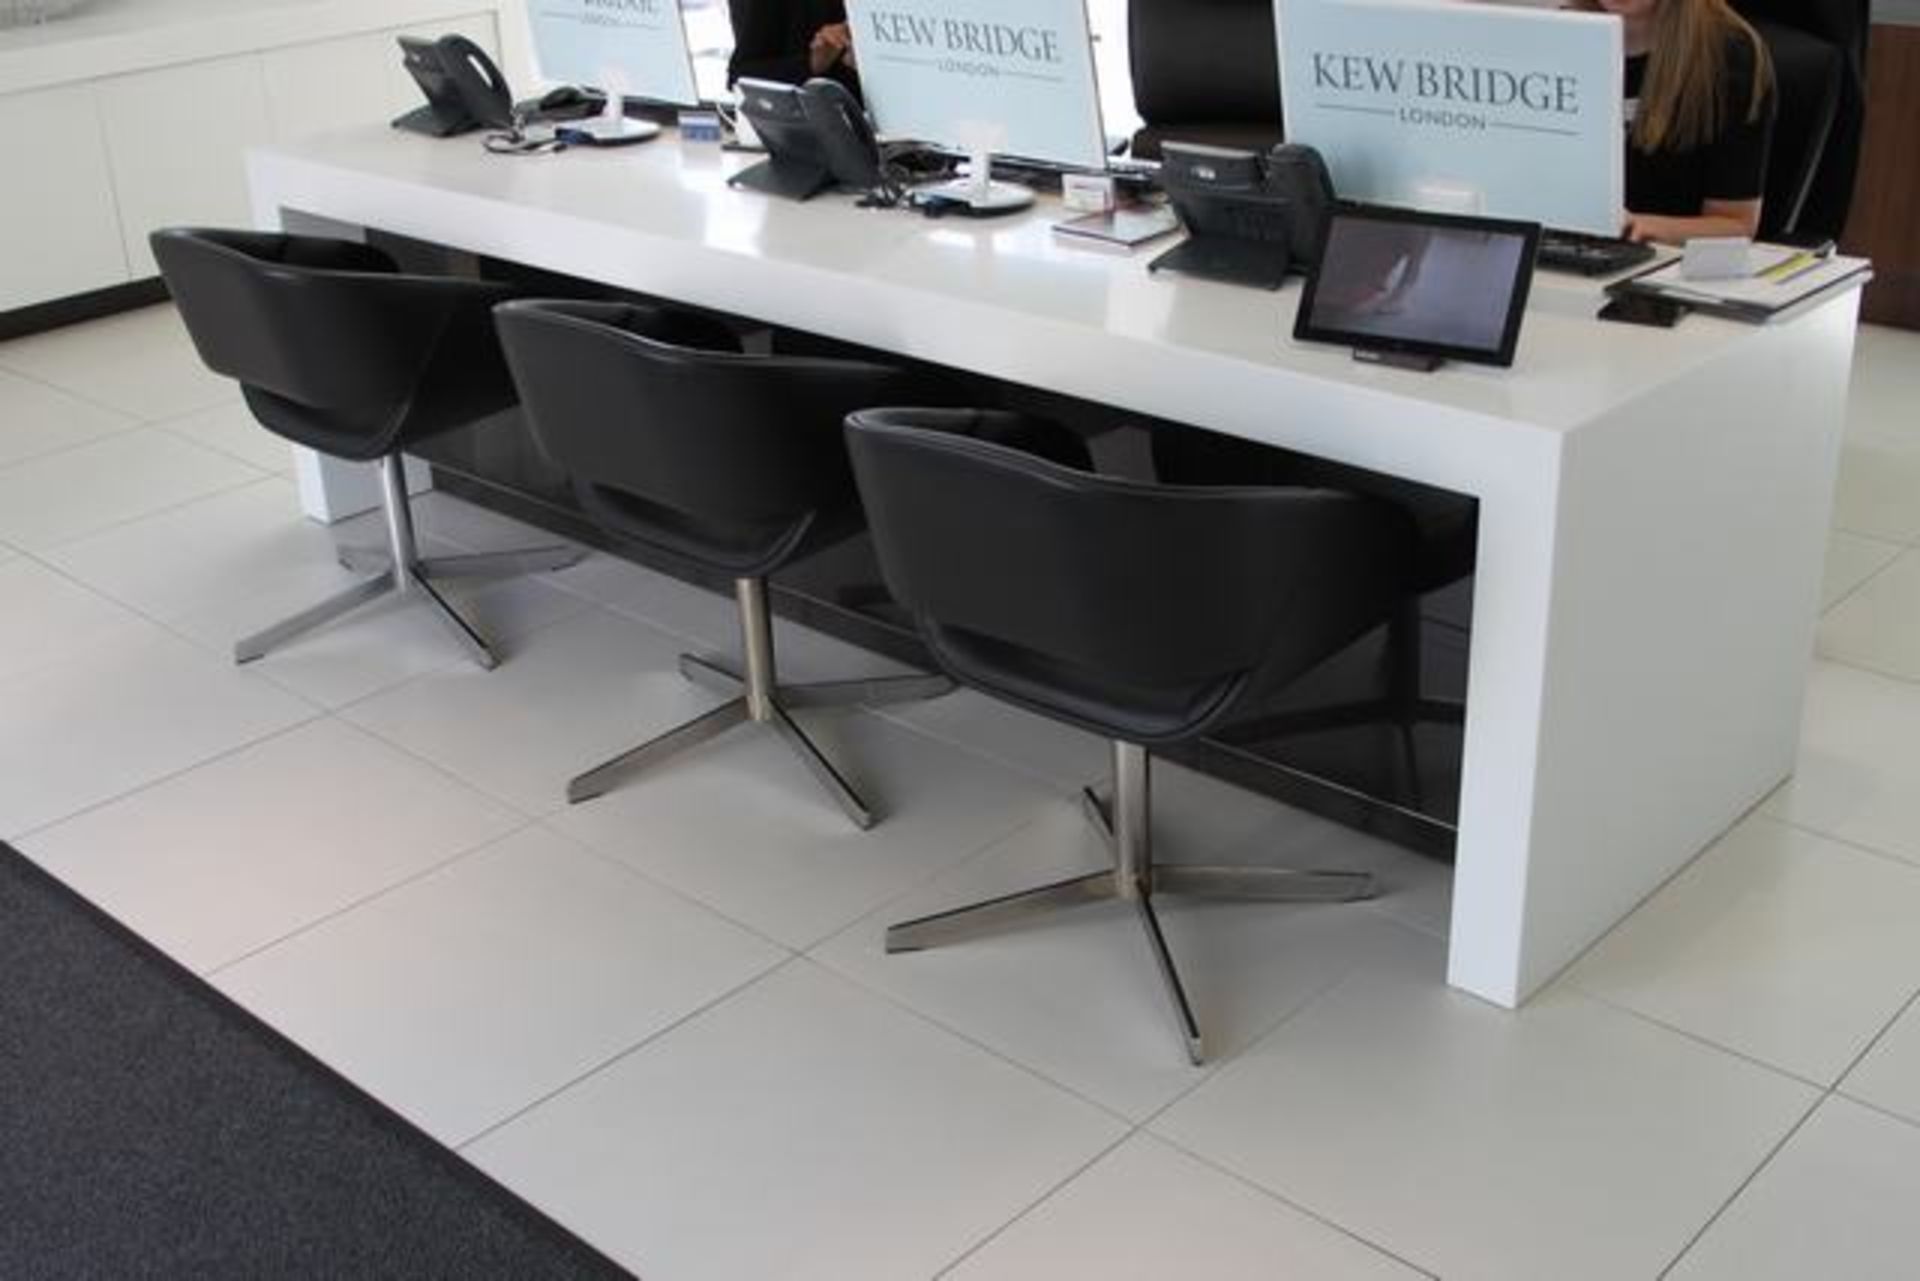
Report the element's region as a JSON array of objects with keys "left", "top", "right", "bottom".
[
  {"left": 493, "top": 299, "right": 957, "bottom": 827},
  {"left": 1732, "top": 0, "right": 1870, "bottom": 242},
  {"left": 846, "top": 409, "right": 1416, "bottom": 1063},
  {"left": 1128, "top": 0, "right": 1284, "bottom": 160},
  {"left": 151, "top": 228, "right": 580, "bottom": 669},
  {"left": 1152, "top": 431, "right": 1474, "bottom": 797}
]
